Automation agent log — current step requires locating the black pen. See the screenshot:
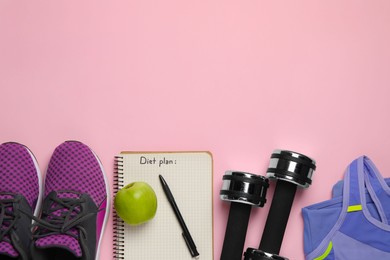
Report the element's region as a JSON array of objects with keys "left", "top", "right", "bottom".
[{"left": 159, "top": 175, "right": 200, "bottom": 258}]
